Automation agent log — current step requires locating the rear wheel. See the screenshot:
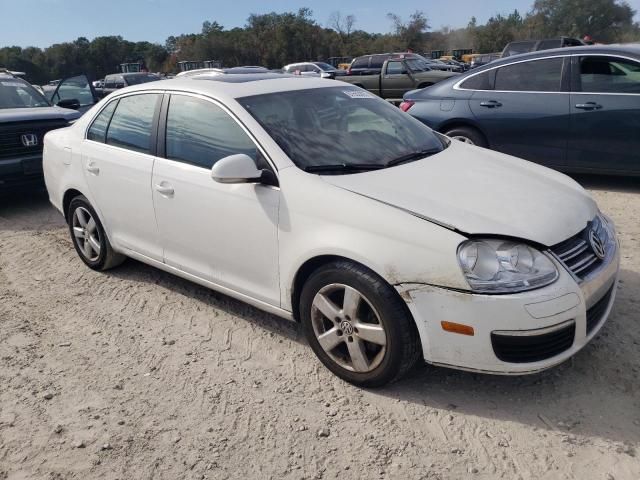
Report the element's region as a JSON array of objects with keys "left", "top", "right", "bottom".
[
  {"left": 67, "top": 195, "right": 125, "bottom": 271},
  {"left": 300, "top": 260, "right": 421, "bottom": 387},
  {"left": 444, "top": 126, "right": 488, "bottom": 147}
]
